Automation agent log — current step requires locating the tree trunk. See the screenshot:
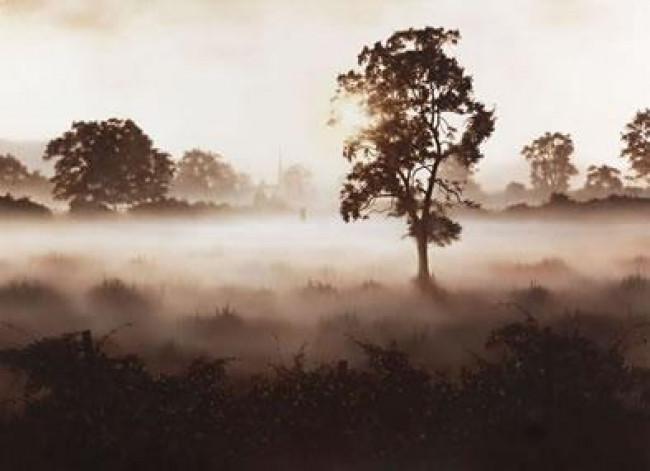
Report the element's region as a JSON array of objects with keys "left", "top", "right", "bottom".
[
  {"left": 415, "top": 234, "right": 434, "bottom": 290},
  {"left": 414, "top": 234, "right": 448, "bottom": 301}
]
